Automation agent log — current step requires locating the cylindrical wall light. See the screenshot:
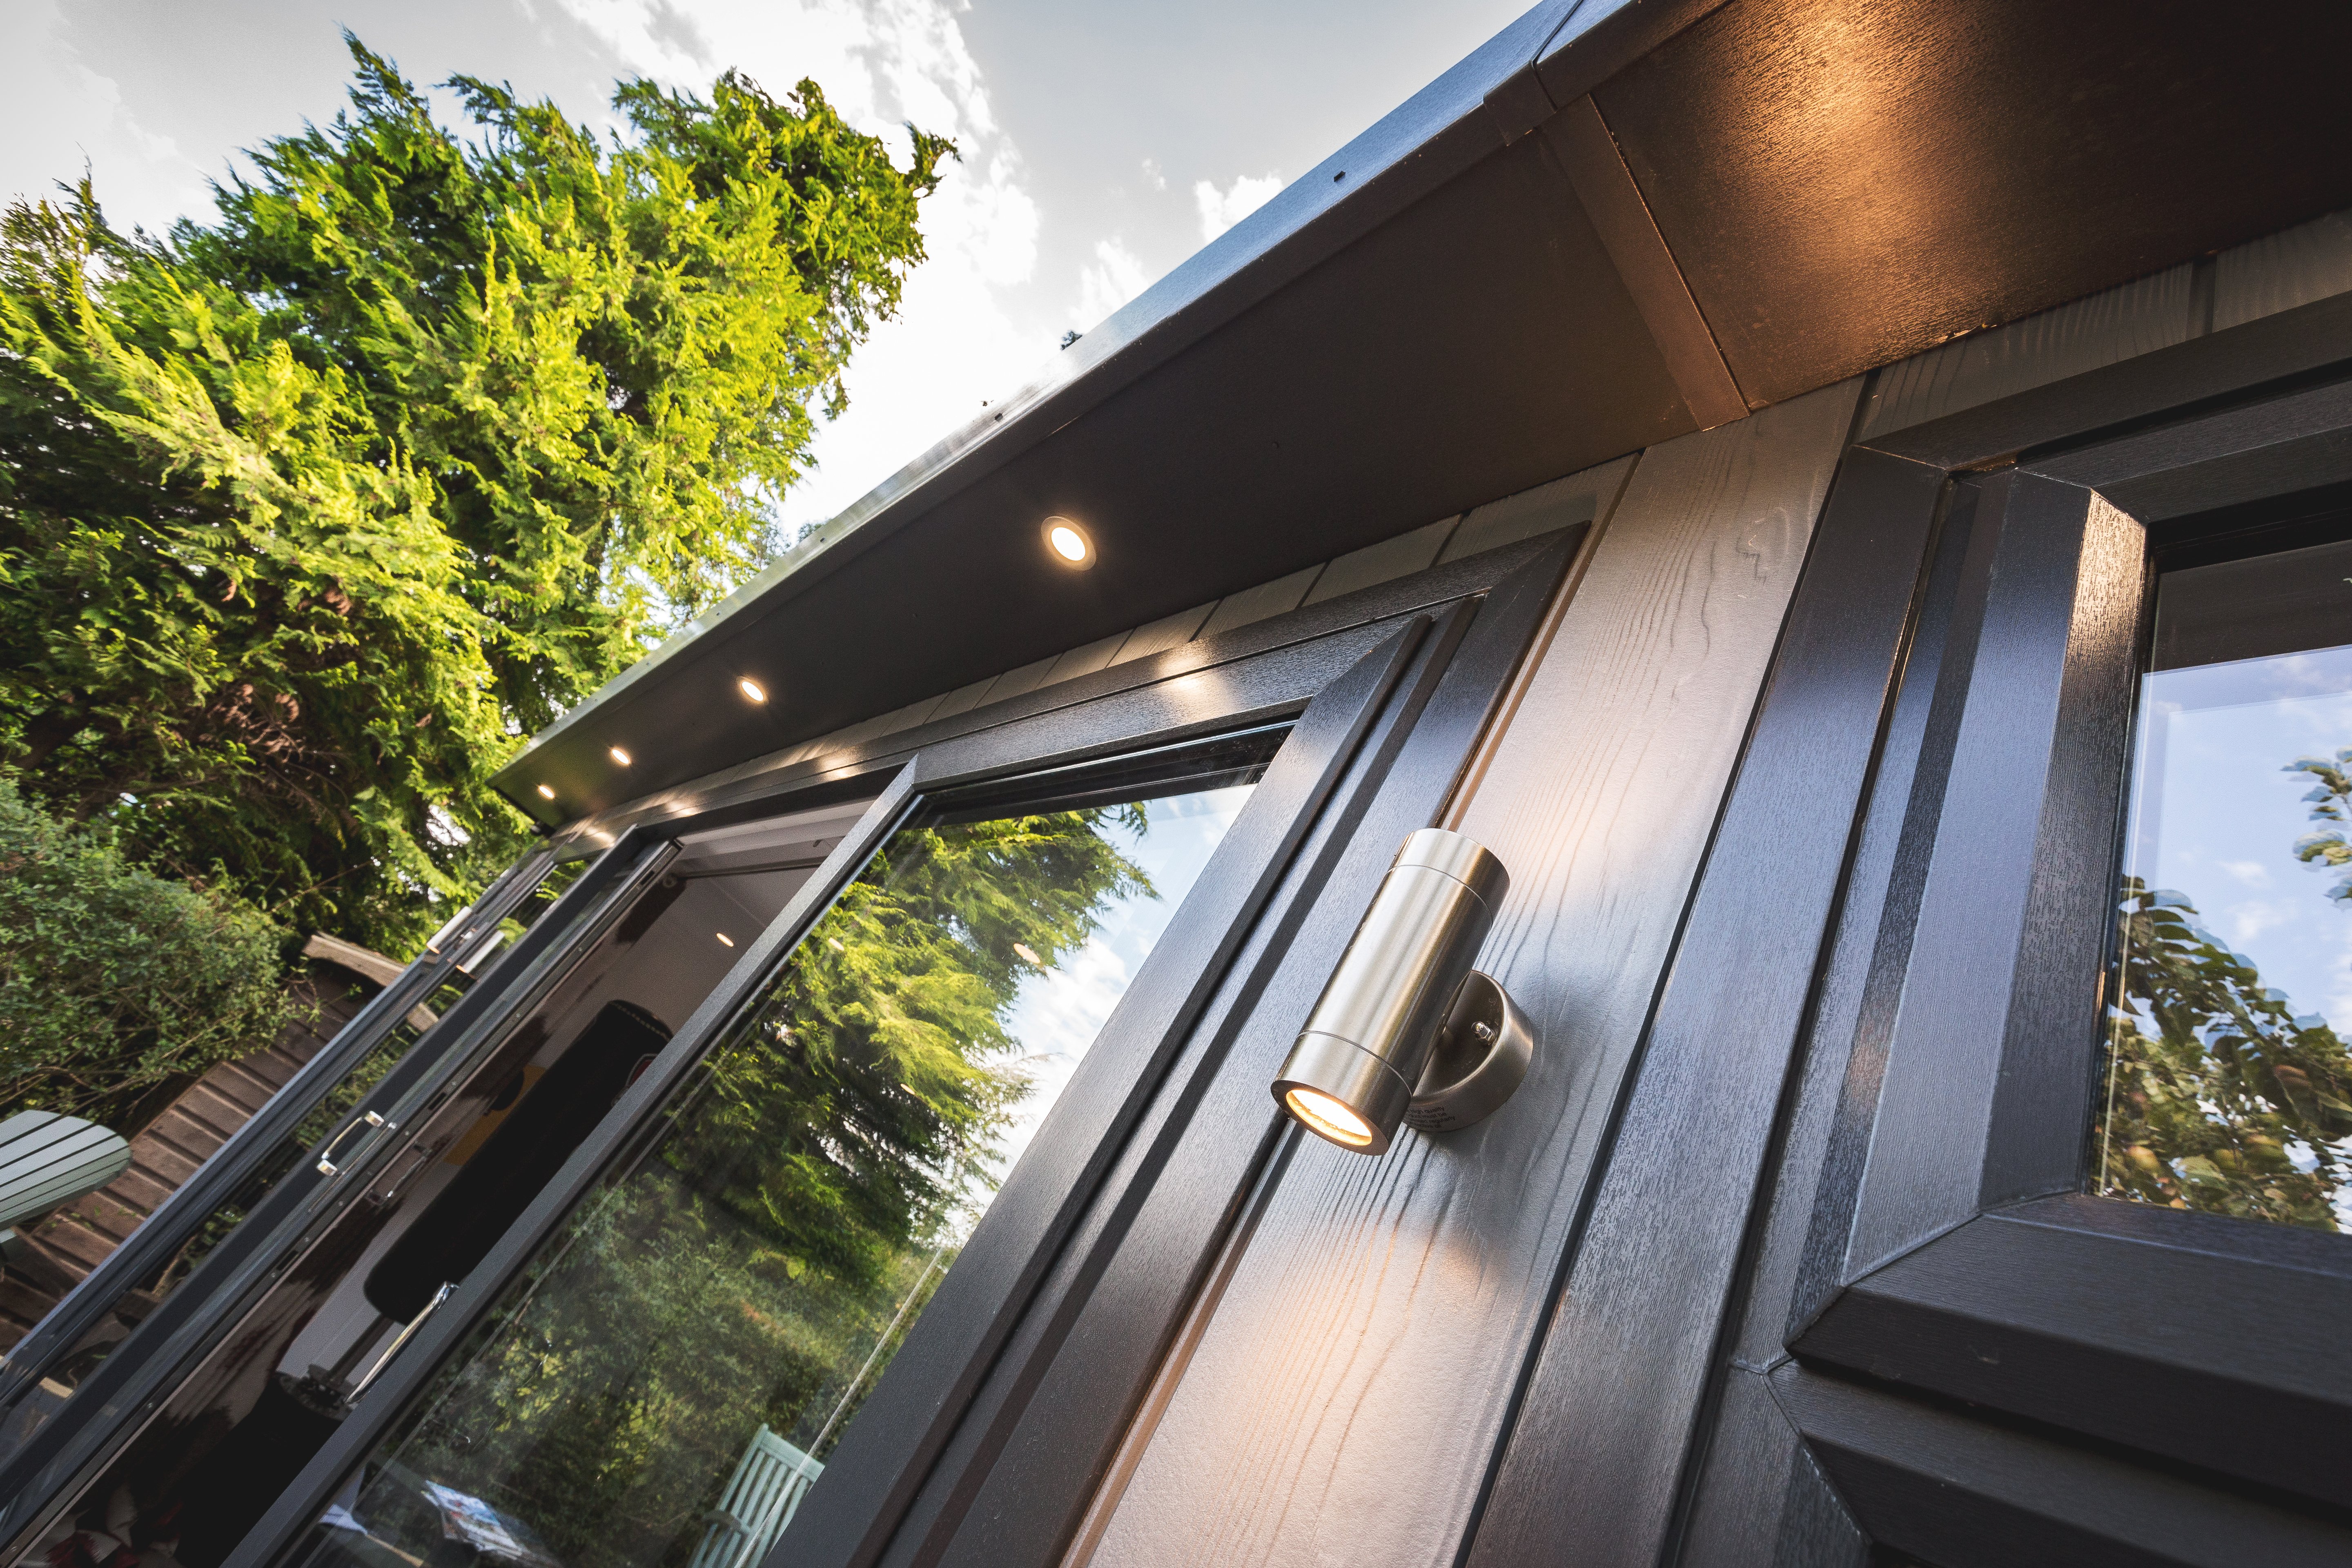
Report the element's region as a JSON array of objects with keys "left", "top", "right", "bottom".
[{"left": 1271, "top": 829, "right": 1535, "bottom": 1154}]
